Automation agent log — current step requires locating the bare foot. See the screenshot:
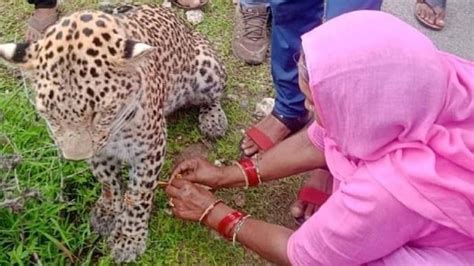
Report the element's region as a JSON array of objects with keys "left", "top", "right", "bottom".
[
  {"left": 174, "top": 0, "right": 208, "bottom": 9},
  {"left": 241, "top": 114, "right": 291, "bottom": 156},
  {"left": 415, "top": 0, "right": 446, "bottom": 30},
  {"left": 26, "top": 8, "right": 58, "bottom": 42},
  {"left": 290, "top": 169, "right": 332, "bottom": 225}
]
